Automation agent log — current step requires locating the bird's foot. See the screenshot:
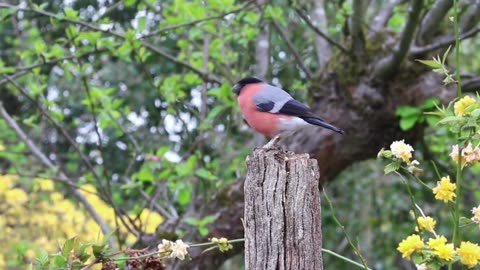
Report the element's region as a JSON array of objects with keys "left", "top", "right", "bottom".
[{"left": 255, "top": 135, "right": 281, "bottom": 151}]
